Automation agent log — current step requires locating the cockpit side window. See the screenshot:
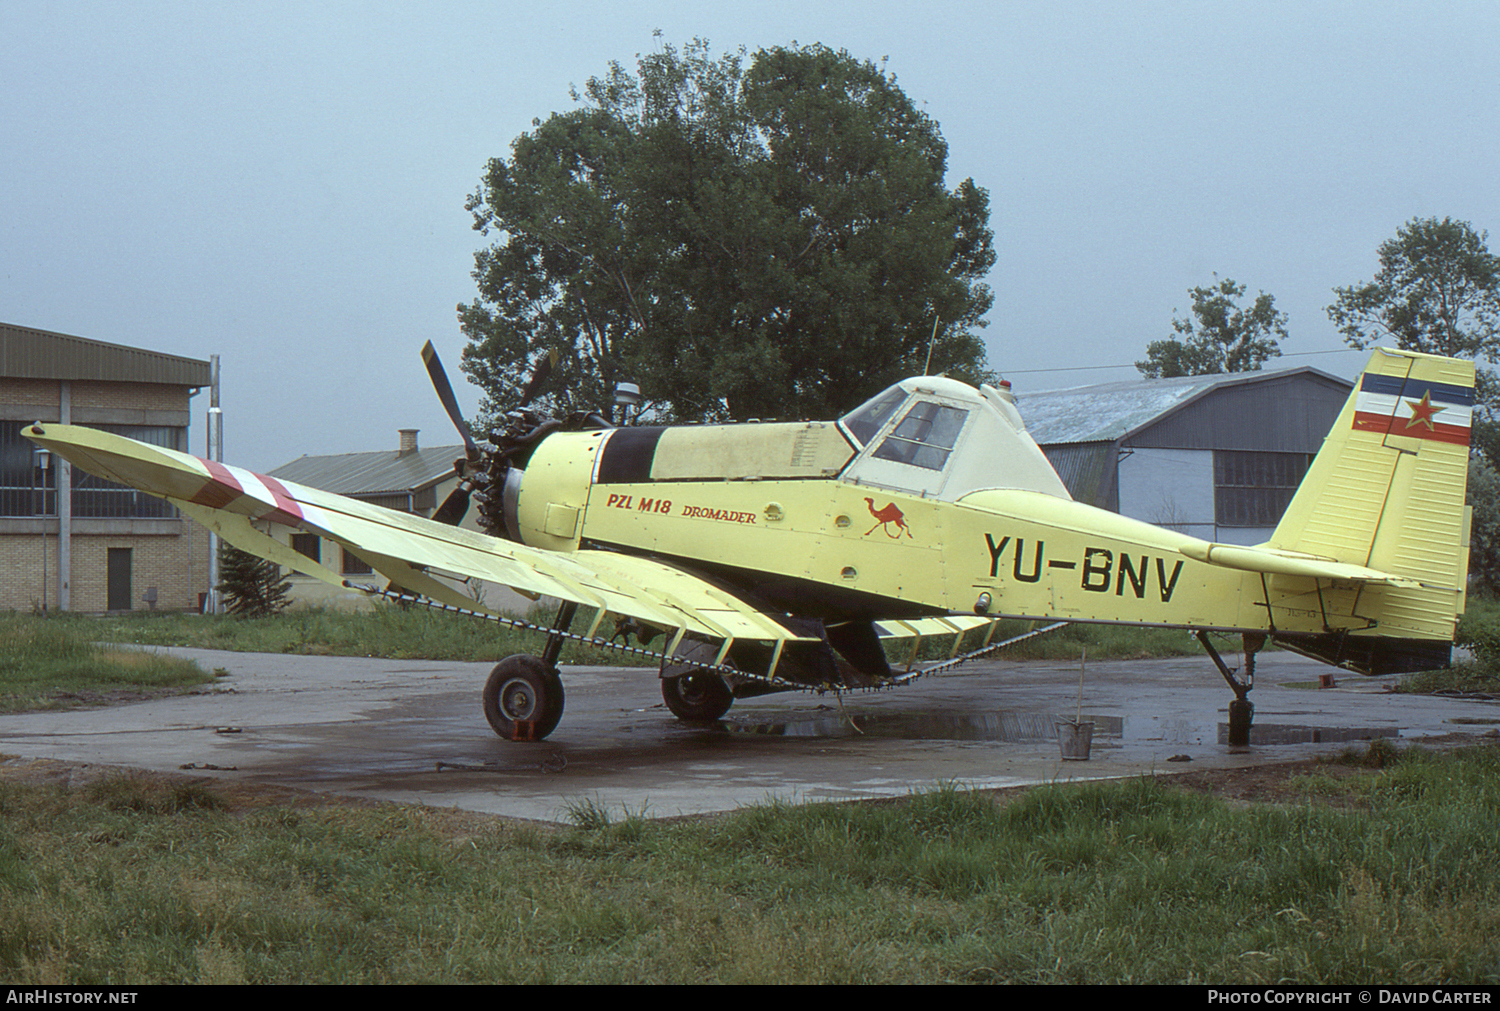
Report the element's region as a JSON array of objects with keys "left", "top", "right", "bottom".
[
  {"left": 841, "top": 387, "right": 908, "bottom": 447},
  {"left": 872, "top": 402, "right": 969, "bottom": 471}
]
